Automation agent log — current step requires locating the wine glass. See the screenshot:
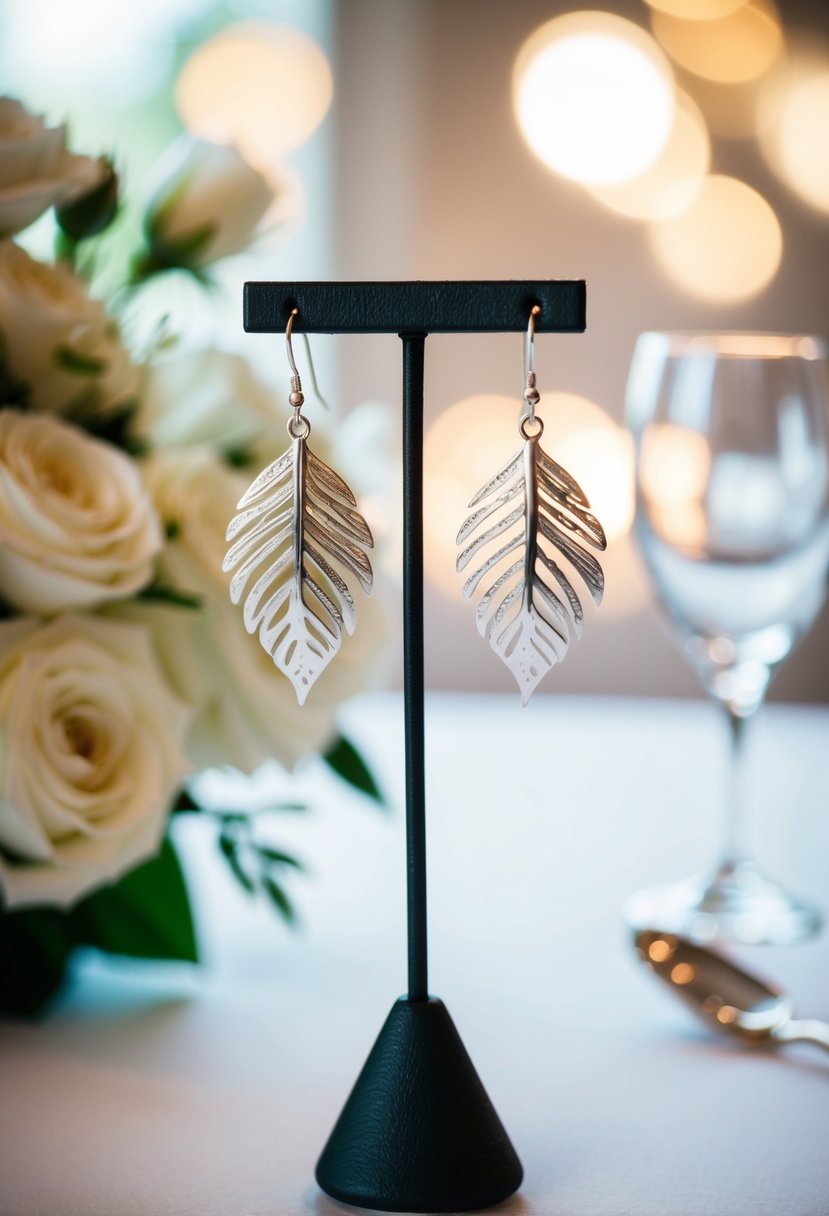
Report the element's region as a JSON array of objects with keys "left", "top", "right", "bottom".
[{"left": 624, "top": 332, "right": 829, "bottom": 945}]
